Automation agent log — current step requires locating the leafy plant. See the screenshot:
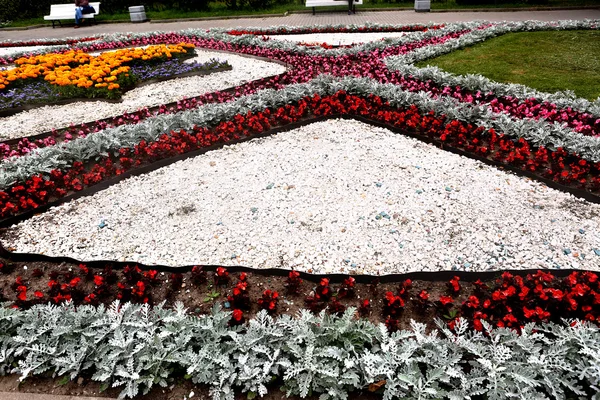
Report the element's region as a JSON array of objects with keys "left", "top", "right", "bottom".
[{"left": 203, "top": 290, "right": 220, "bottom": 303}]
